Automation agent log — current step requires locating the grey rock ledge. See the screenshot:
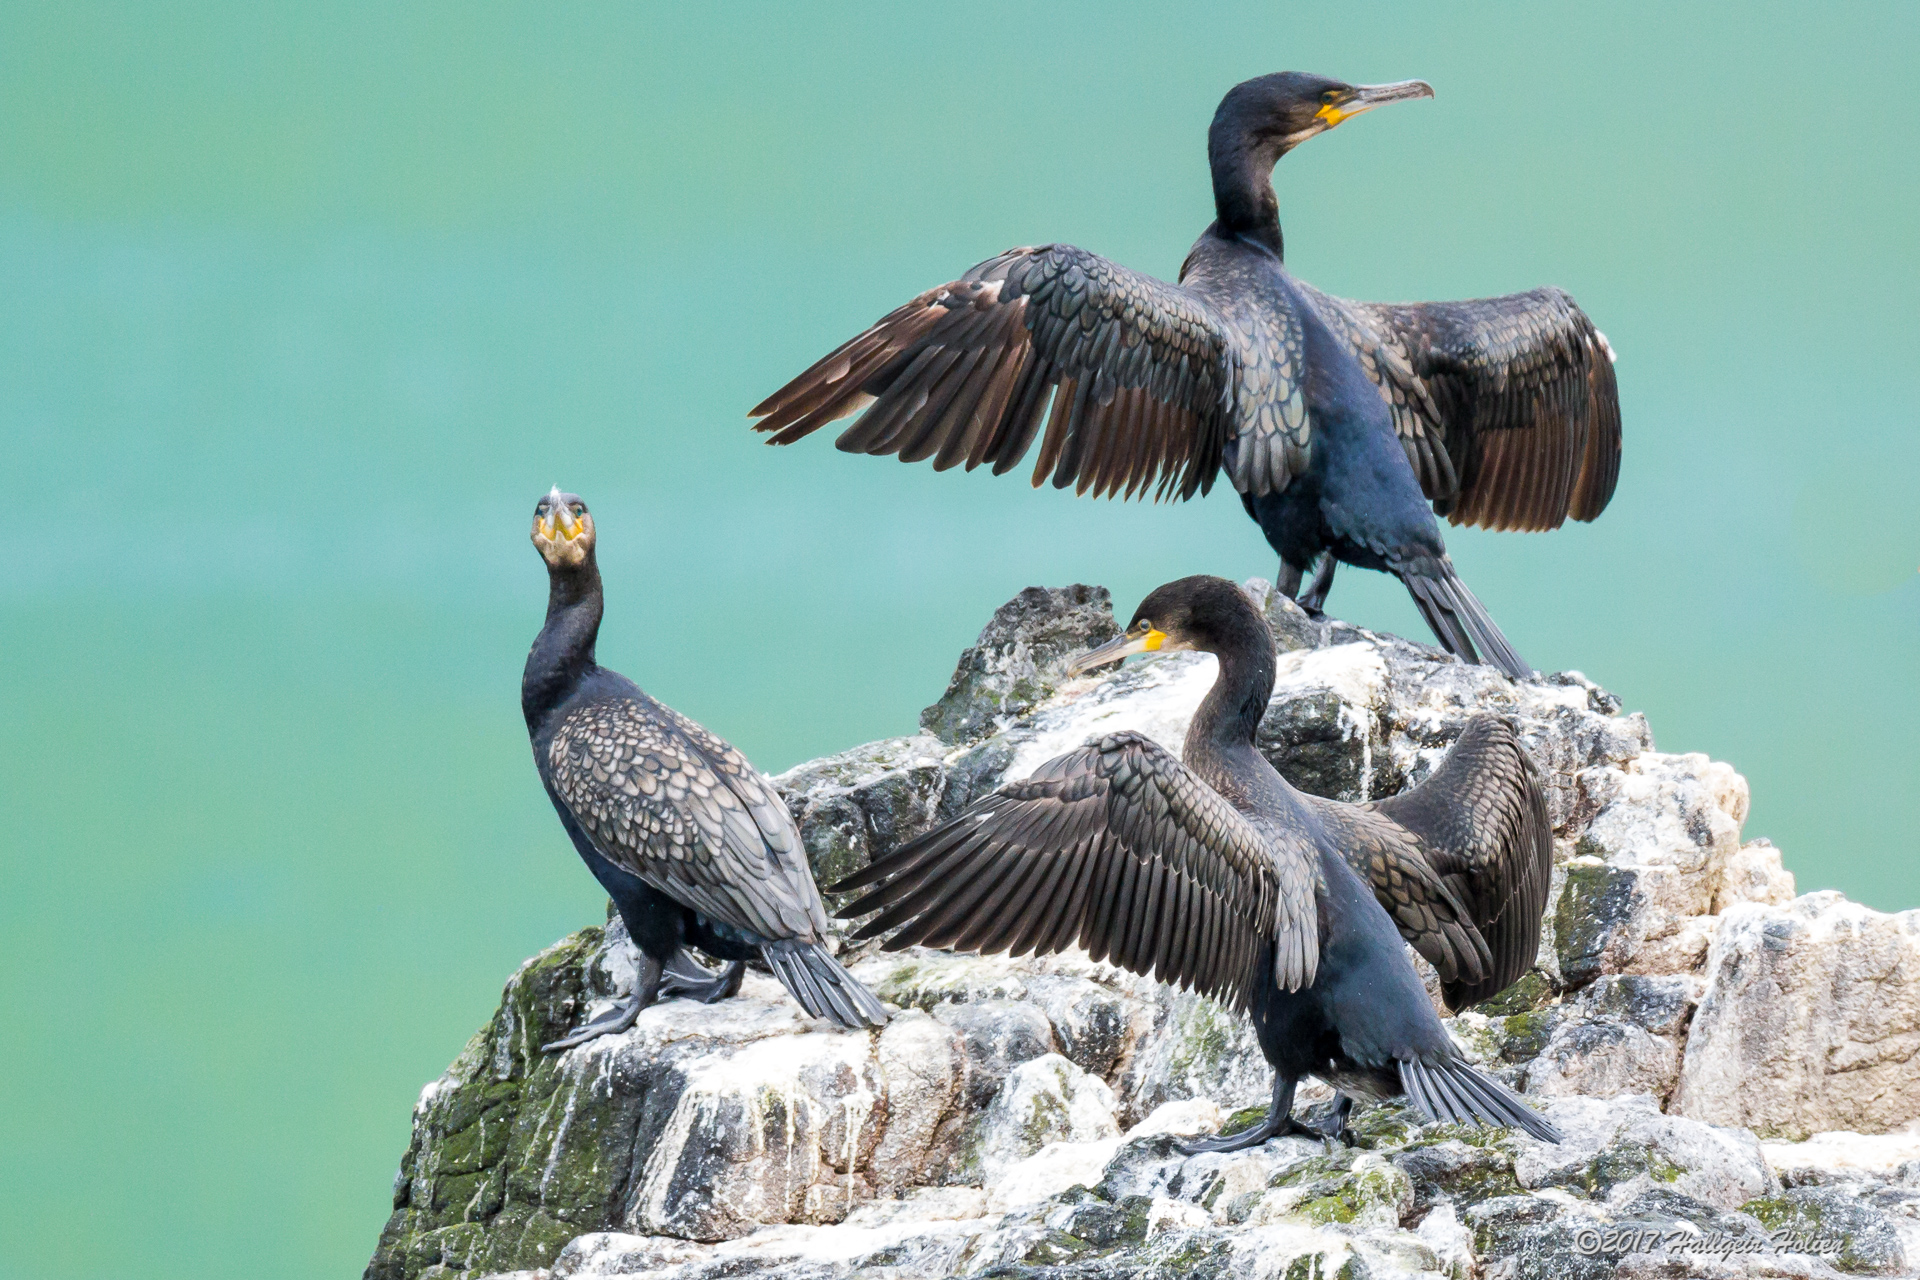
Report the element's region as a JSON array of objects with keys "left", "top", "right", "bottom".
[{"left": 366, "top": 583, "right": 1920, "bottom": 1280}]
